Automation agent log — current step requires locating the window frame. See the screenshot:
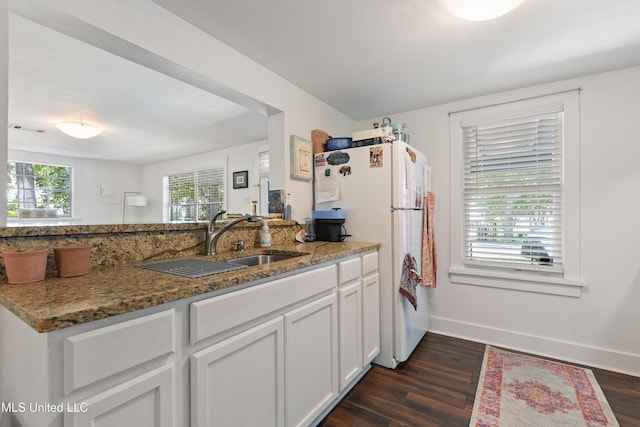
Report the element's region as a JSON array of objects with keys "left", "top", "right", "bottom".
[
  {"left": 449, "top": 90, "right": 585, "bottom": 297},
  {"left": 462, "top": 109, "right": 563, "bottom": 274},
  {"left": 165, "top": 166, "right": 225, "bottom": 223},
  {"left": 6, "top": 160, "right": 73, "bottom": 220}
]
